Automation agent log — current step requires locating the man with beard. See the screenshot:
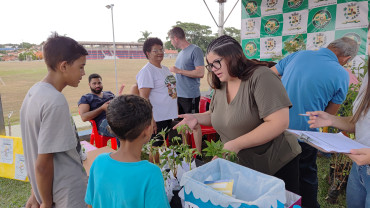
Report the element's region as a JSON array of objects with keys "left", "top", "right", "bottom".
[{"left": 78, "top": 73, "right": 124, "bottom": 145}]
